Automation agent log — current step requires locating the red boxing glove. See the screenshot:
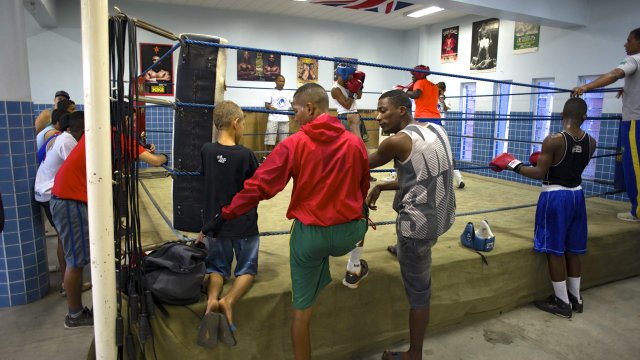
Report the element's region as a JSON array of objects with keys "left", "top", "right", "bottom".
[
  {"left": 352, "top": 71, "right": 366, "bottom": 84},
  {"left": 489, "top": 153, "right": 523, "bottom": 173},
  {"left": 393, "top": 84, "right": 406, "bottom": 90},
  {"left": 346, "top": 78, "right": 363, "bottom": 94},
  {"left": 529, "top": 151, "right": 541, "bottom": 166}
]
